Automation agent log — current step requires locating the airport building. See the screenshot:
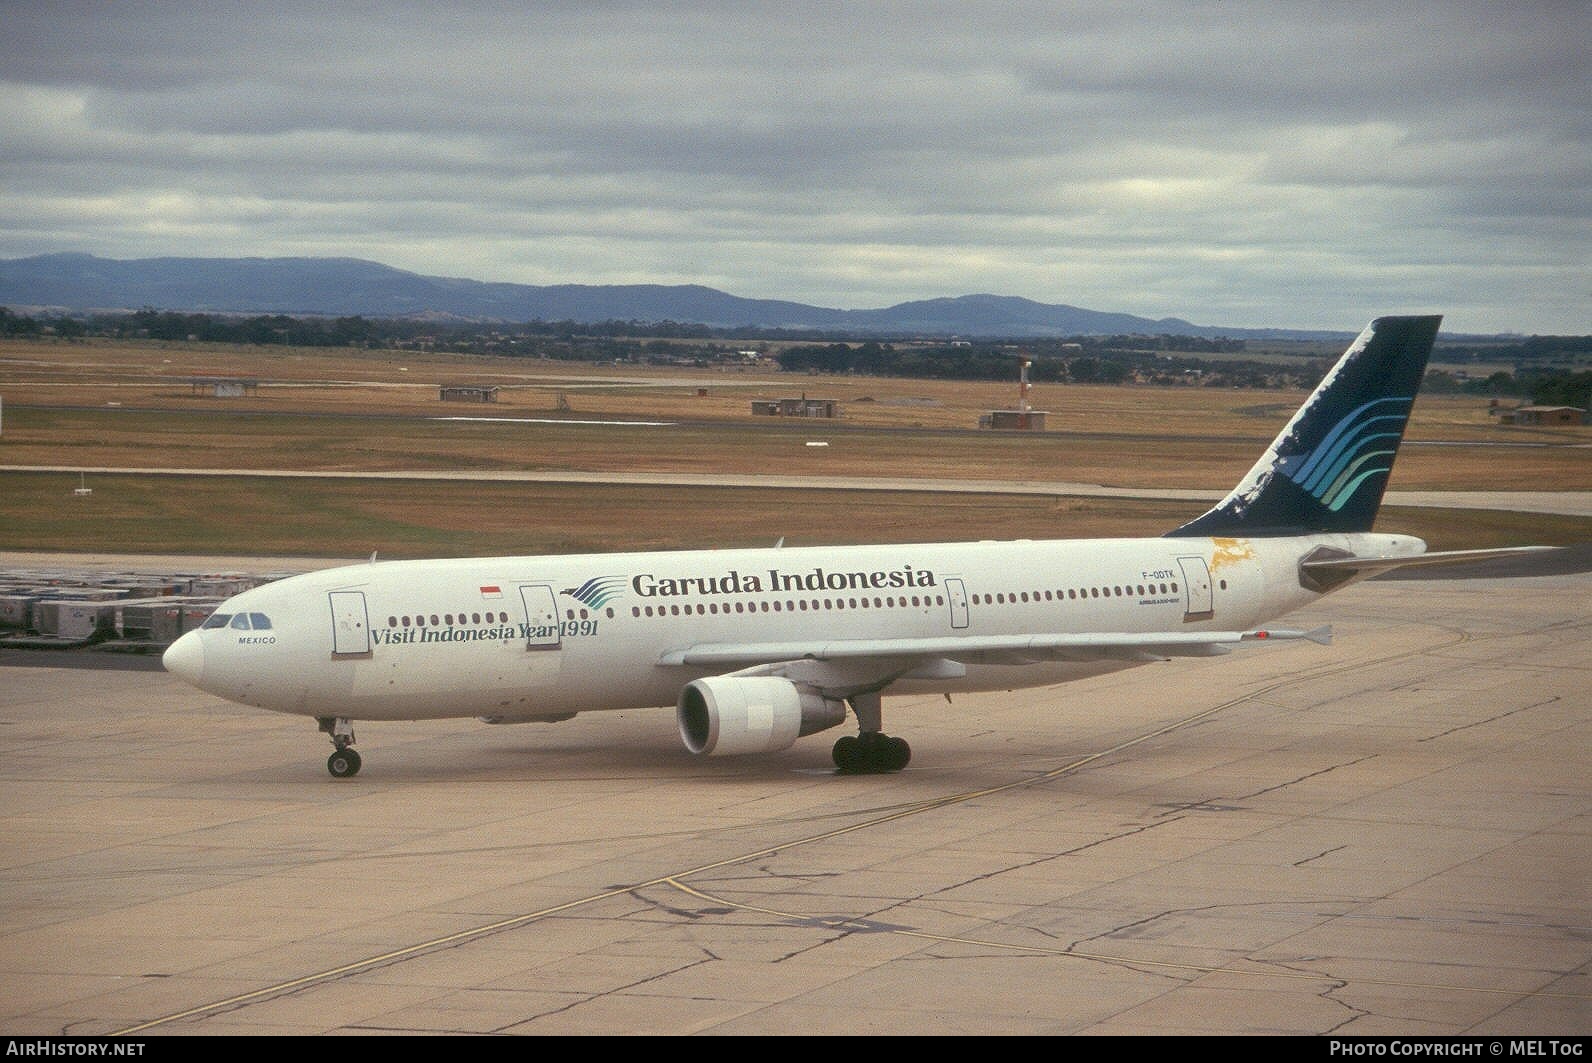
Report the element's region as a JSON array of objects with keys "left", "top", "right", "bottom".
[
  {"left": 981, "top": 356, "right": 1048, "bottom": 430},
  {"left": 1495, "top": 404, "right": 1587, "bottom": 426},
  {"left": 980, "top": 408, "right": 1048, "bottom": 430},
  {"left": 751, "top": 397, "right": 840, "bottom": 418},
  {"left": 189, "top": 377, "right": 259, "bottom": 397},
  {"left": 440, "top": 385, "right": 500, "bottom": 403}
]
